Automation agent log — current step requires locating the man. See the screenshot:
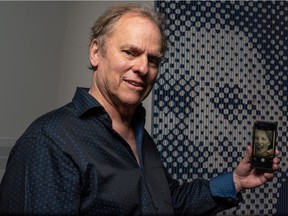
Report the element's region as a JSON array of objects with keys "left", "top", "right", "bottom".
[{"left": 0, "top": 3, "right": 280, "bottom": 215}]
